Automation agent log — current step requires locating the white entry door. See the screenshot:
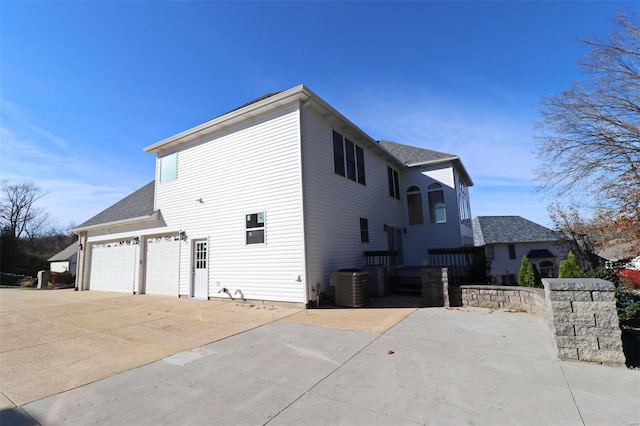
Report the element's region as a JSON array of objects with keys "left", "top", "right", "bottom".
[{"left": 192, "top": 240, "right": 208, "bottom": 299}]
